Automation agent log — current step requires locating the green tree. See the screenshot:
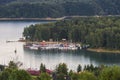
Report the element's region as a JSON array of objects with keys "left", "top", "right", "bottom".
[
  {"left": 8, "top": 61, "right": 18, "bottom": 69},
  {"left": 0, "top": 69, "right": 11, "bottom": 80},
  {"left": 56, "top": 73, "right": 66, "bottom": 80},
  {"left": 0, "top": 65, "right": 5, "bottom": 71},
  {"left": 79, "top": 71, "right": 97, "bottom": 80},
  {"left": 77, "top": 64, "right": 82, "bottom": 73},
  {"left": 9, "top": 69, "right": 32, "bottom": 80},
  {"left": 56, "top": 63, "right": 68, "bottom": 75},
  {"left": 71, "top": 73, "right": 79, "bottom": 80},
  {"left": 99, "top": 66, "right": 120, "bottom": 80},
  {"left": 36, "top": 73, "right": 51, "bottom": 80},
  {"left": 40, "top": 63, "right": 46, "bottom": 73},
  {"left": 69, "top": 69, "right": 74, "bottom": 76}
]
